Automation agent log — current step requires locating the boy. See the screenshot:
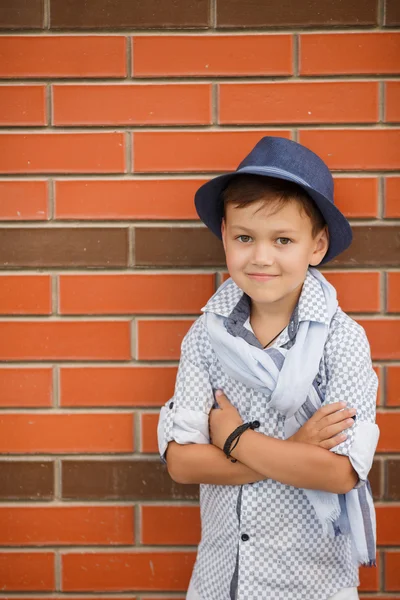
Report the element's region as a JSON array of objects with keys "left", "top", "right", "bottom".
[{"left": 157, "top": 137, "right": 379, "bottom": 600}]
